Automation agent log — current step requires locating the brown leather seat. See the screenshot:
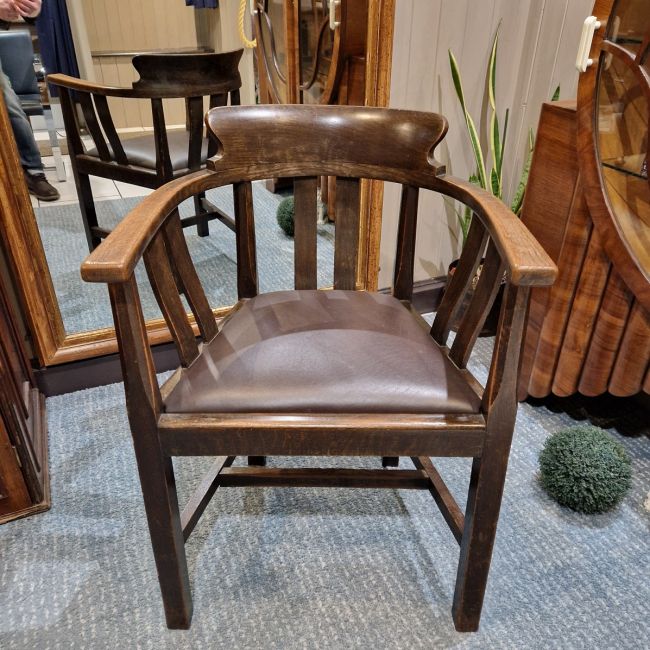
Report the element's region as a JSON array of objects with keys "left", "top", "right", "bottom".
[
  {"left": 86, "top": 131, "right": 209, "bottom": 171},
  {"left": 164, "top": 290, "right": 481, "bottom": 415}
]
